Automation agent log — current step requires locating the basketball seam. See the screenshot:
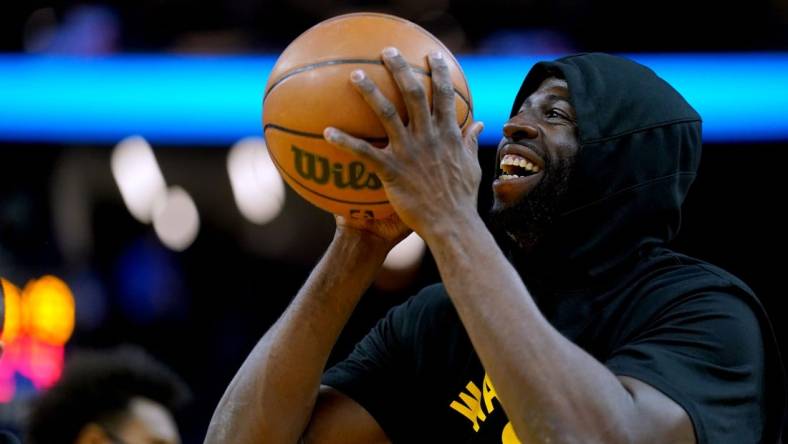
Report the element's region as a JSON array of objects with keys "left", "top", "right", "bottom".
[
  {"left": 265, "top": 129, "right": 391, "bottom": 206},
  {"left": 263, "top": 58, "right": 471, "bottom": 112},
  {"left": 264, "top": 124, "right": 389, "bottom": 143}
]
